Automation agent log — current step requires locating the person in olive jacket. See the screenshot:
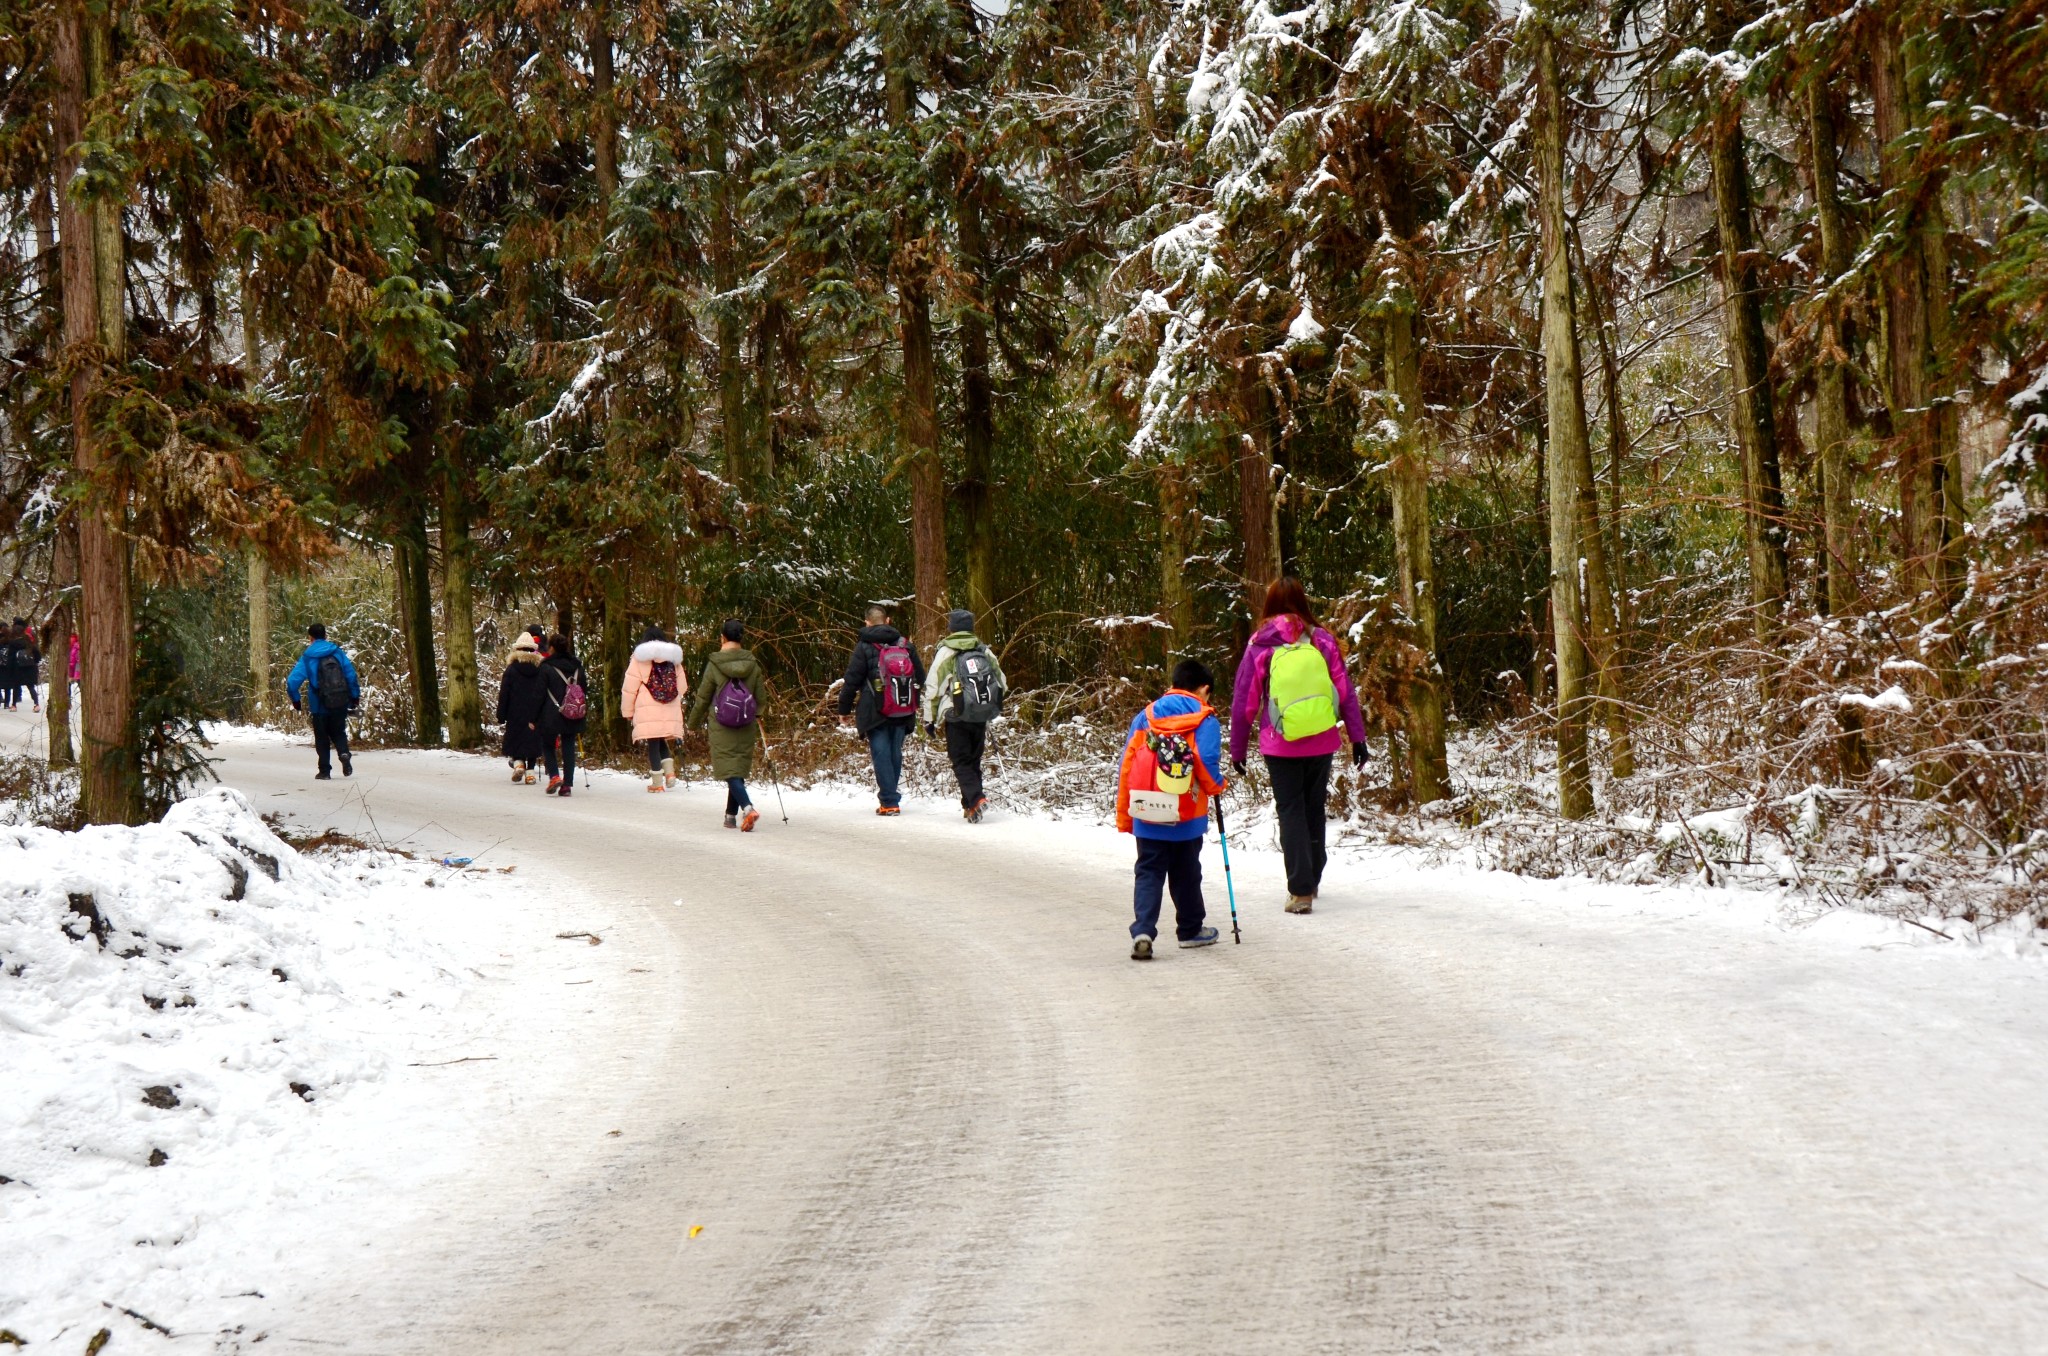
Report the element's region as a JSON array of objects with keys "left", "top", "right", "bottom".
[
  {"left": 496, "top": 632, "right": 550, "bottom": 784},
  {"left": 538, "top": 633, "right": 588, "bottom": 797},
  {"left": 687, "top": 618, "right": 767, "bottom": 830}
]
